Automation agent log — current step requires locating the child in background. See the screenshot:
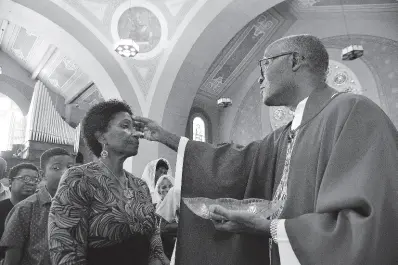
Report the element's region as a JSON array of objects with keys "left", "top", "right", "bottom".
[{"left": 0, "top": 148, "right": 74, "bottom": 265}]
